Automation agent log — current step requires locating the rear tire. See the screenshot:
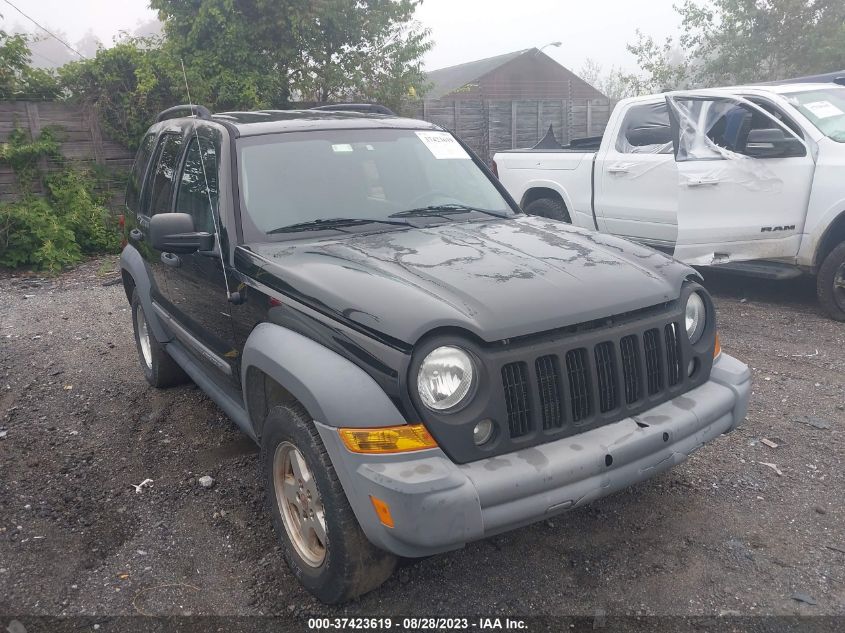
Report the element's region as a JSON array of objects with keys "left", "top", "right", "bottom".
[
  {"left": 524, "top": 197, "right": 571, "bottom": 223},
  {"left": 817, "top": 241, "right": 845, "bottom": 321},
  {"left": 260, "top": 403, "right": 396, "bottom": 603},
  {"left": 131, "top": 289, "right": 189, "bottom": 387}
]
